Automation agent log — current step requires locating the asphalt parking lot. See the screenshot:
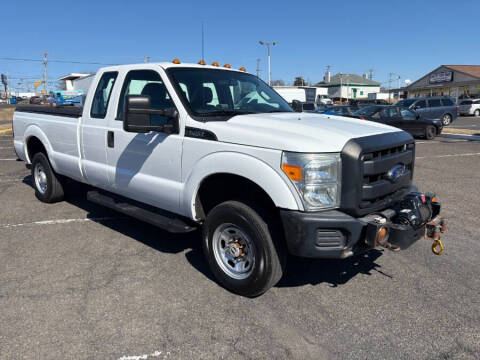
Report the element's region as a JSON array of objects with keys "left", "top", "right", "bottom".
[
  {"left": 452, "top": 115, "right": 480, "bottom": 131},
  {"left": 0, "top": 134, "right": 479, "bottom": 359}
]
